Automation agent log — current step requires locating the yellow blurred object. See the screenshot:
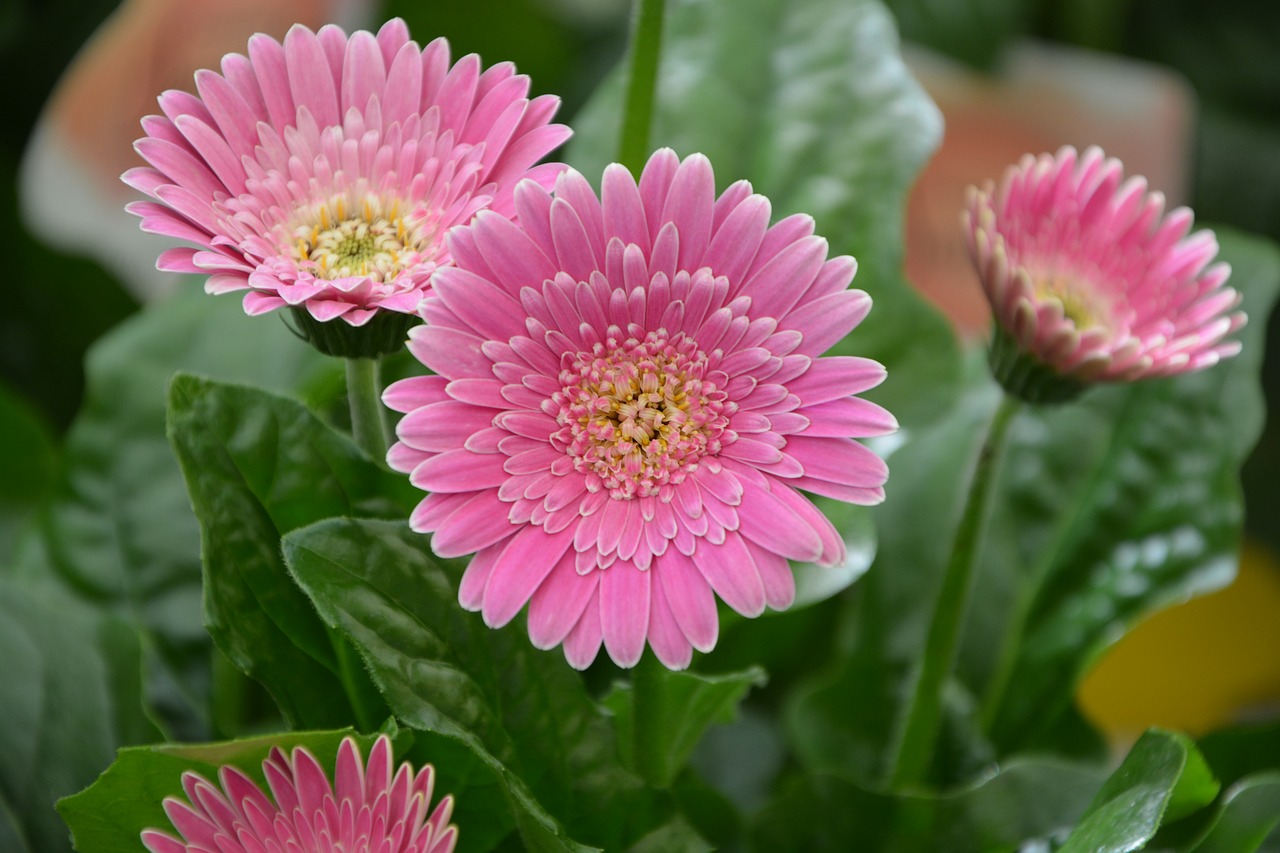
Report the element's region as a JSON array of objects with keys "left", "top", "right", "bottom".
[{"left": 1078, "top": 541, "right": 1280, "bottom": 741}]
